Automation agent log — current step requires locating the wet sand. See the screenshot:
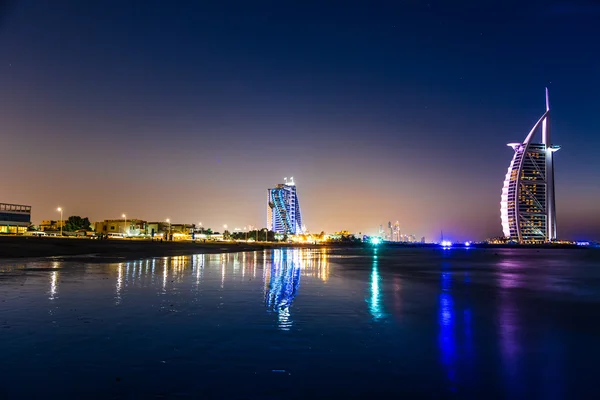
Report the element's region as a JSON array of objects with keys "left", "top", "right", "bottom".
[
  {"left": 2, "top": 247, "right": 599, "bottom": 398},
  {"left": 0, "top": 236, "right": 326, "bottom": 262}
]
